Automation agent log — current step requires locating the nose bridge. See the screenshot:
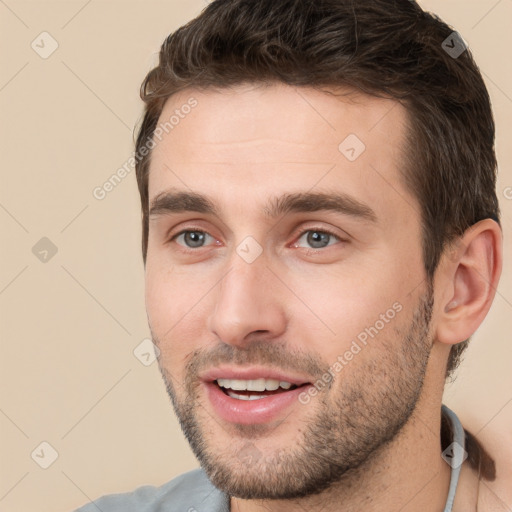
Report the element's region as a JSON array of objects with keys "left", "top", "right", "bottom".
[
  {"left": 217, "top": 250, "right": 268, "bottom": 319},
  {"left": 227, "top": 252, "right": 261, "bottom": 293},
  {"left": 207, "top": 246, "right": 286, "bottom": 345}
]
